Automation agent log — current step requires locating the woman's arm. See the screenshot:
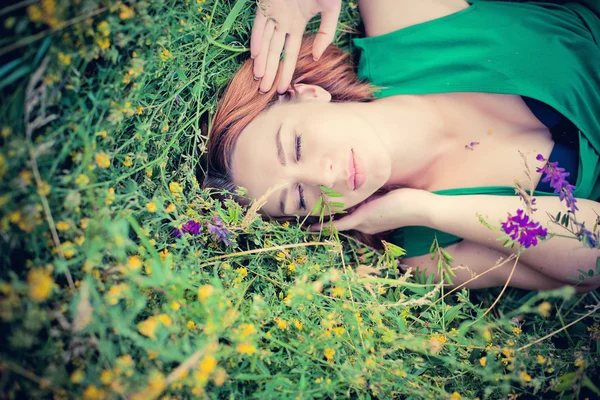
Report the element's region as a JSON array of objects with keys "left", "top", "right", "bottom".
[
  {"left": 427, "top": 194, "right": 600, "bottom": 285},
  {"left": 403, "top": 239, "right": 599, "bottom": 292},
  {"left": 358, "top": 0, "right": 469, "bottom": 38}
]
